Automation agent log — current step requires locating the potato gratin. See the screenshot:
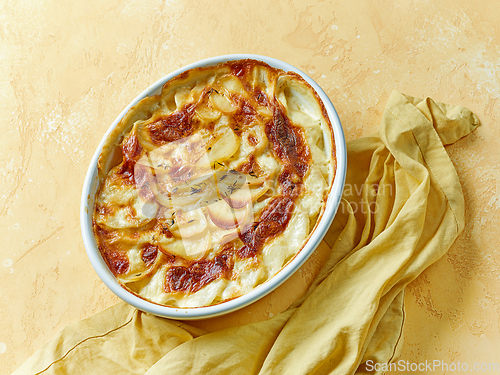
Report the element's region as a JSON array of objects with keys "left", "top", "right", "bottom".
[{"left": 93, "top": 59, "right": 336, "bottom": 308}]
